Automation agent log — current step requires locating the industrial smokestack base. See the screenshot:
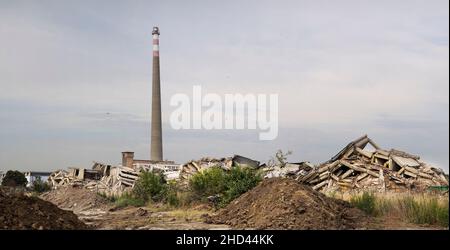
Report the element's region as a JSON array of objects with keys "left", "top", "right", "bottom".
[{"left": 151, "top": 26, "right": 163, "bottom": 161}]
